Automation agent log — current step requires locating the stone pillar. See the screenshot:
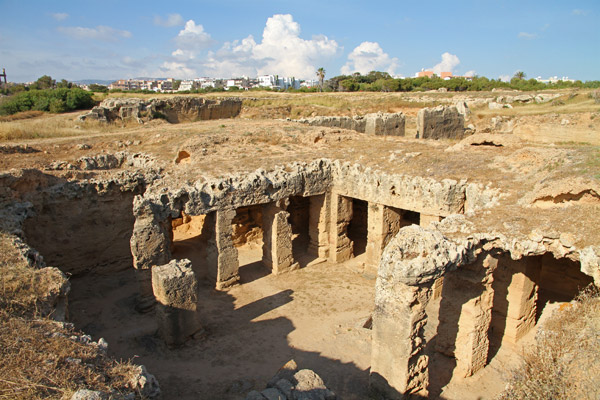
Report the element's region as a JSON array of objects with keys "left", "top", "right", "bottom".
[
  {"left": 436, "top": 254, "right": 497, "bottom": 378},
  {"left": 130, "top": 214, "right": 172, "bottom": 312},
  {"left": 502, "top": 256, "right": 541, "bottom": 343},
  {"left": 308, "top": 193, "right": 330, "bottom": 260},
  {"left": 205, "top": 209, "right": 240, "bottom": 290},
  {"left": 420, "top": 214, "right": 442, "bottom": 229},
  {"left": 329, "top": 194, "right": 353, "bottom": 262},
  {"left": 371, "top": 283, "right": 433, "bottom": 399},
  {"left": 366, "top": 204, "right": 402, "bottom": 267},
  {"left": 152, "top": 259, "right": 202, "bottom": 347},
  {"left": 262, "top": 200, "right": 298, "bottom": 274},
  {"left": 370, "top": 225, "right": 458, "bottom": 399}
]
